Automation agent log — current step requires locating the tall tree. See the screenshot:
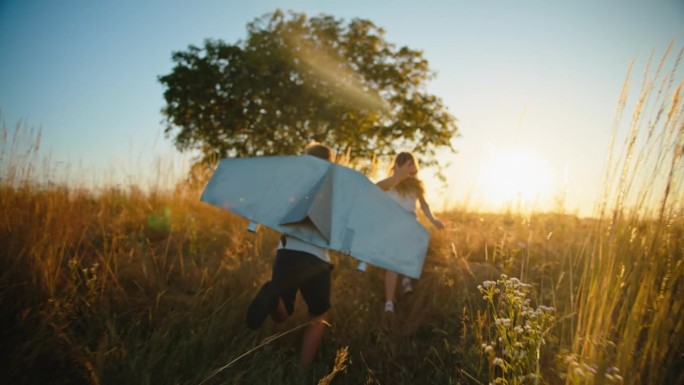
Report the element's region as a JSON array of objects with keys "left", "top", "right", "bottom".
[{"left": 159, "top": 10, "right": 458, "bottom": 166}]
